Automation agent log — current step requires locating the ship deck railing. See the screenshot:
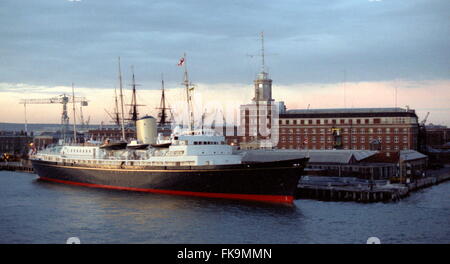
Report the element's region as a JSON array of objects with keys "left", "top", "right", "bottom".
[{"left": 33, "top": 153, "right": 196, "bottom": 167}]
